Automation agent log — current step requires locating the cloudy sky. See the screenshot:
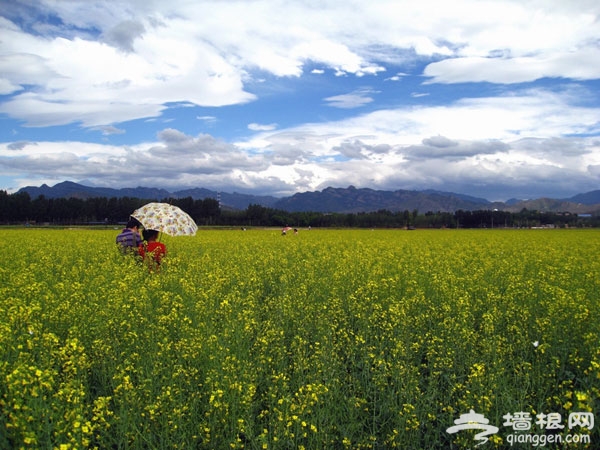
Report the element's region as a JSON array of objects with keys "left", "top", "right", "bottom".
[{"left": 1, "top": 0, "right": 599, "bottom": 201}]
